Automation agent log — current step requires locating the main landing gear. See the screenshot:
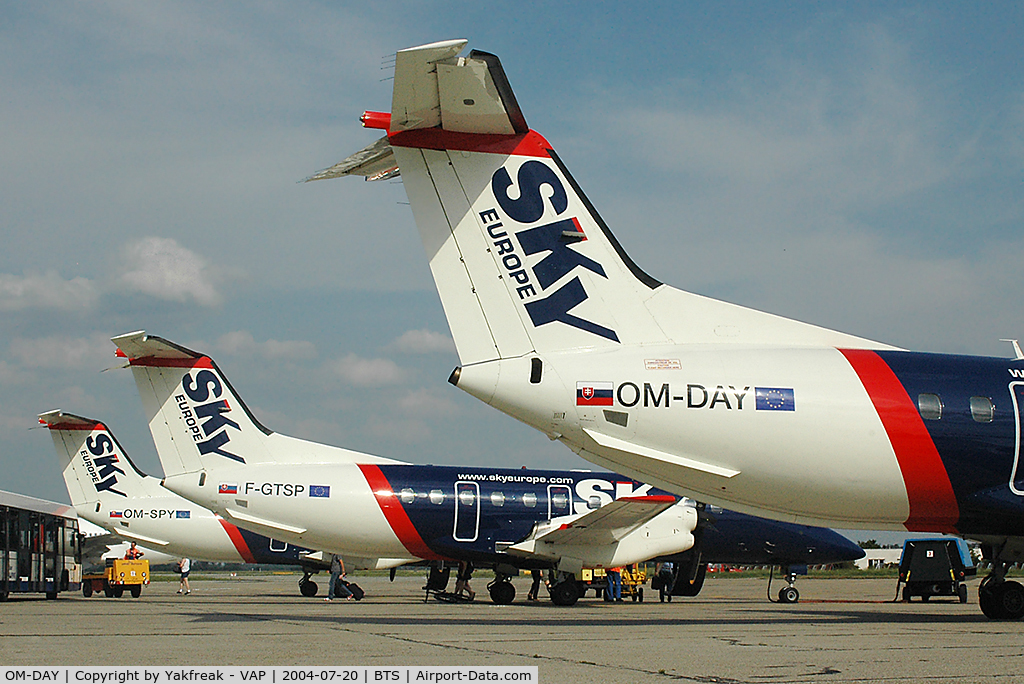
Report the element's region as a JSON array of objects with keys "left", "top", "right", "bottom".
[
  {"left": 487, "top": 572, "right": 516, "bottom": 605},
  {"left": 298, "top": 567, "right": 319, "bottom": 597},
  {"left": 549, "top": 572, "right": 582, "bottom": 606},
  {"left": 978, "top": 564, "right": 1024, "bottom": 620}
]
